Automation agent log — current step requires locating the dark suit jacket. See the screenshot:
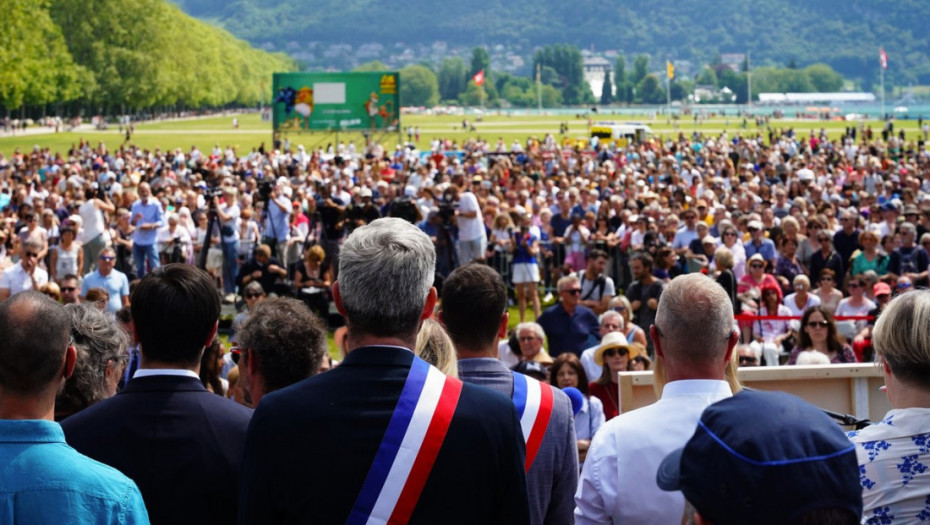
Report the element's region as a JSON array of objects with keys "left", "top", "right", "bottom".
[
  {"left": 61, "top": 374, "right": 253, "bottom": 525},
  {"left": 238, "top": 346, "right": 530, "bottom": 524}
]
